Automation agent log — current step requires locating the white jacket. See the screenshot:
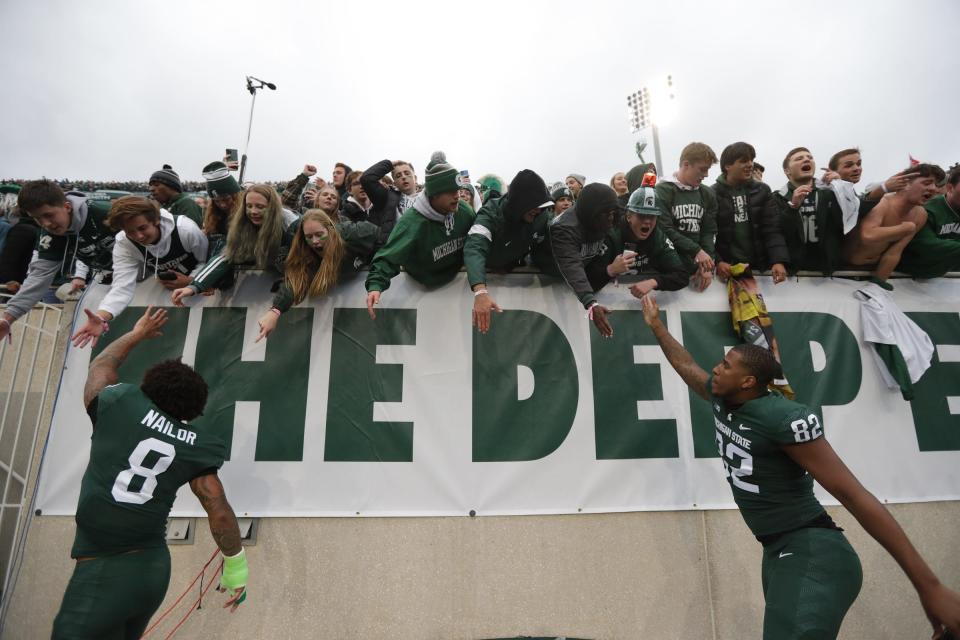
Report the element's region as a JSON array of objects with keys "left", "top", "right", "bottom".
[{"left": 99, "top": 210, "right": 208, "bottom": 318}]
